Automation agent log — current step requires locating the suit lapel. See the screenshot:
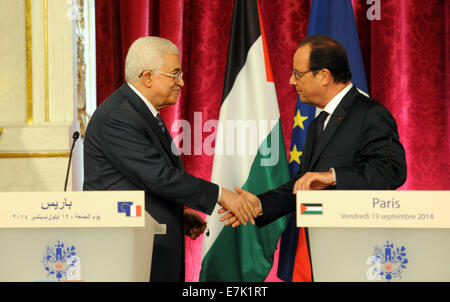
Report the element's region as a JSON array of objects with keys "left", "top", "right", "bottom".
[
  {"left": 307, "top": 86, "right": 359, "bottom": 170},
  {"left": 301, "top": 119, "right": 317, "bottom": 174},
  {"left": 119, "top": 84, "right": 183, "bottom": 168}
]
